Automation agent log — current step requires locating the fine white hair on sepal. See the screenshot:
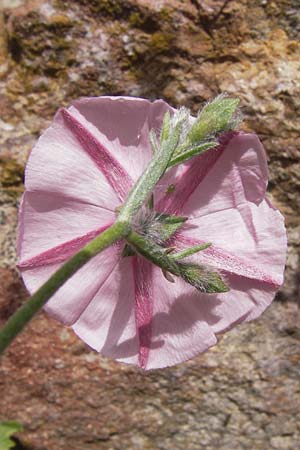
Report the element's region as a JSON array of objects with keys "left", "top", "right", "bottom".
[
  {"left": 230, "top": 109, "right": 243, "bottom": 129},
  {"left": 171, "top": 107, "right": 191, "bottom": 141},
  {"left": 132, "top": 206, "right": 164, "bottom": 245},
  {"left": 179, "top": 262, "right": 229, "bottom": 293},
  {"left": 197, "top": 93, "right": 242, "bottom": 134},
  {"left": 196, "top": 93, "right": 229, "bottom": 117},
  {"left": 171, "top": 106, "right": 190, "bottom": 127}
]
